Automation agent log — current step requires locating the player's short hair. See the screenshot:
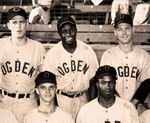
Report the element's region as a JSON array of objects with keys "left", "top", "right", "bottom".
[
  {"left": 57, "top": 16, "right": 76, "bottom": 32},
  {"left": 7, "top": 7, "right": 27, "bottom": 21},
  {"left": 35, "top": 71, "right": 57, "bottom": 87},
  {"left": 95, "top": 65, "right": 117, "bottom": 81},
  {"left": 114, "top": 14, "right": 133, "bottom": 28}
]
